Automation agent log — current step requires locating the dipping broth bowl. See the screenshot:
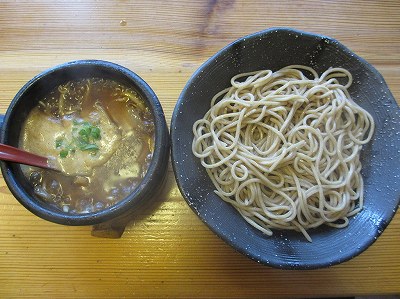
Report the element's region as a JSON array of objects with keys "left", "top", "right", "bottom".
[{"left": 0, "top": 60, "right": 170, "bottom": 237}]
